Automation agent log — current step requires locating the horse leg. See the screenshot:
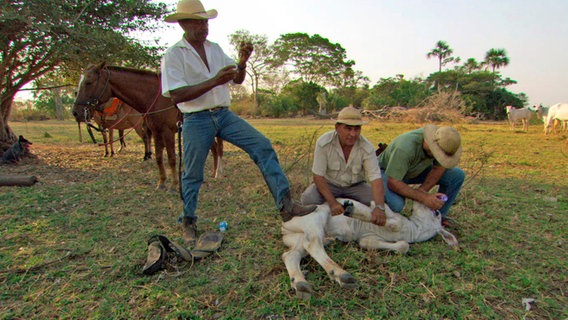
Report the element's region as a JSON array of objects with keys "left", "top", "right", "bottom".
[
  {"left": 210, "top": 140, "right": 218, "bottom": 178},
  {"left": 144, "top": 127, "right": 153, "bottom": 161},
  {"left": 102, "top": 130, "right": 110, "bottom": 157},
  {"left": 108, "top": 129, "right": 115, "bottom": 157},
  {"left": 118, "top": 129, "right": 126, "bottom": 153},
  {"left": 153, "top": 133, "right": 167, "bottom": 191},
  {"left": 210, "top": 137, "right": 224, "bottom": 179},
  {"left": 216, "top": 138, "right": 223, "bottom": 178},
  {"left": 282, "top": 233, "right": 312, "bottom": 300},
  {"left": 165, "top": 131, "right": 178, "bottom": 193},
  {"left": 77, "top": 122, "right": 83, "bottom": 143},
  {"left": 134, "top": 124, "right": 152, "bottom": 161}
]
